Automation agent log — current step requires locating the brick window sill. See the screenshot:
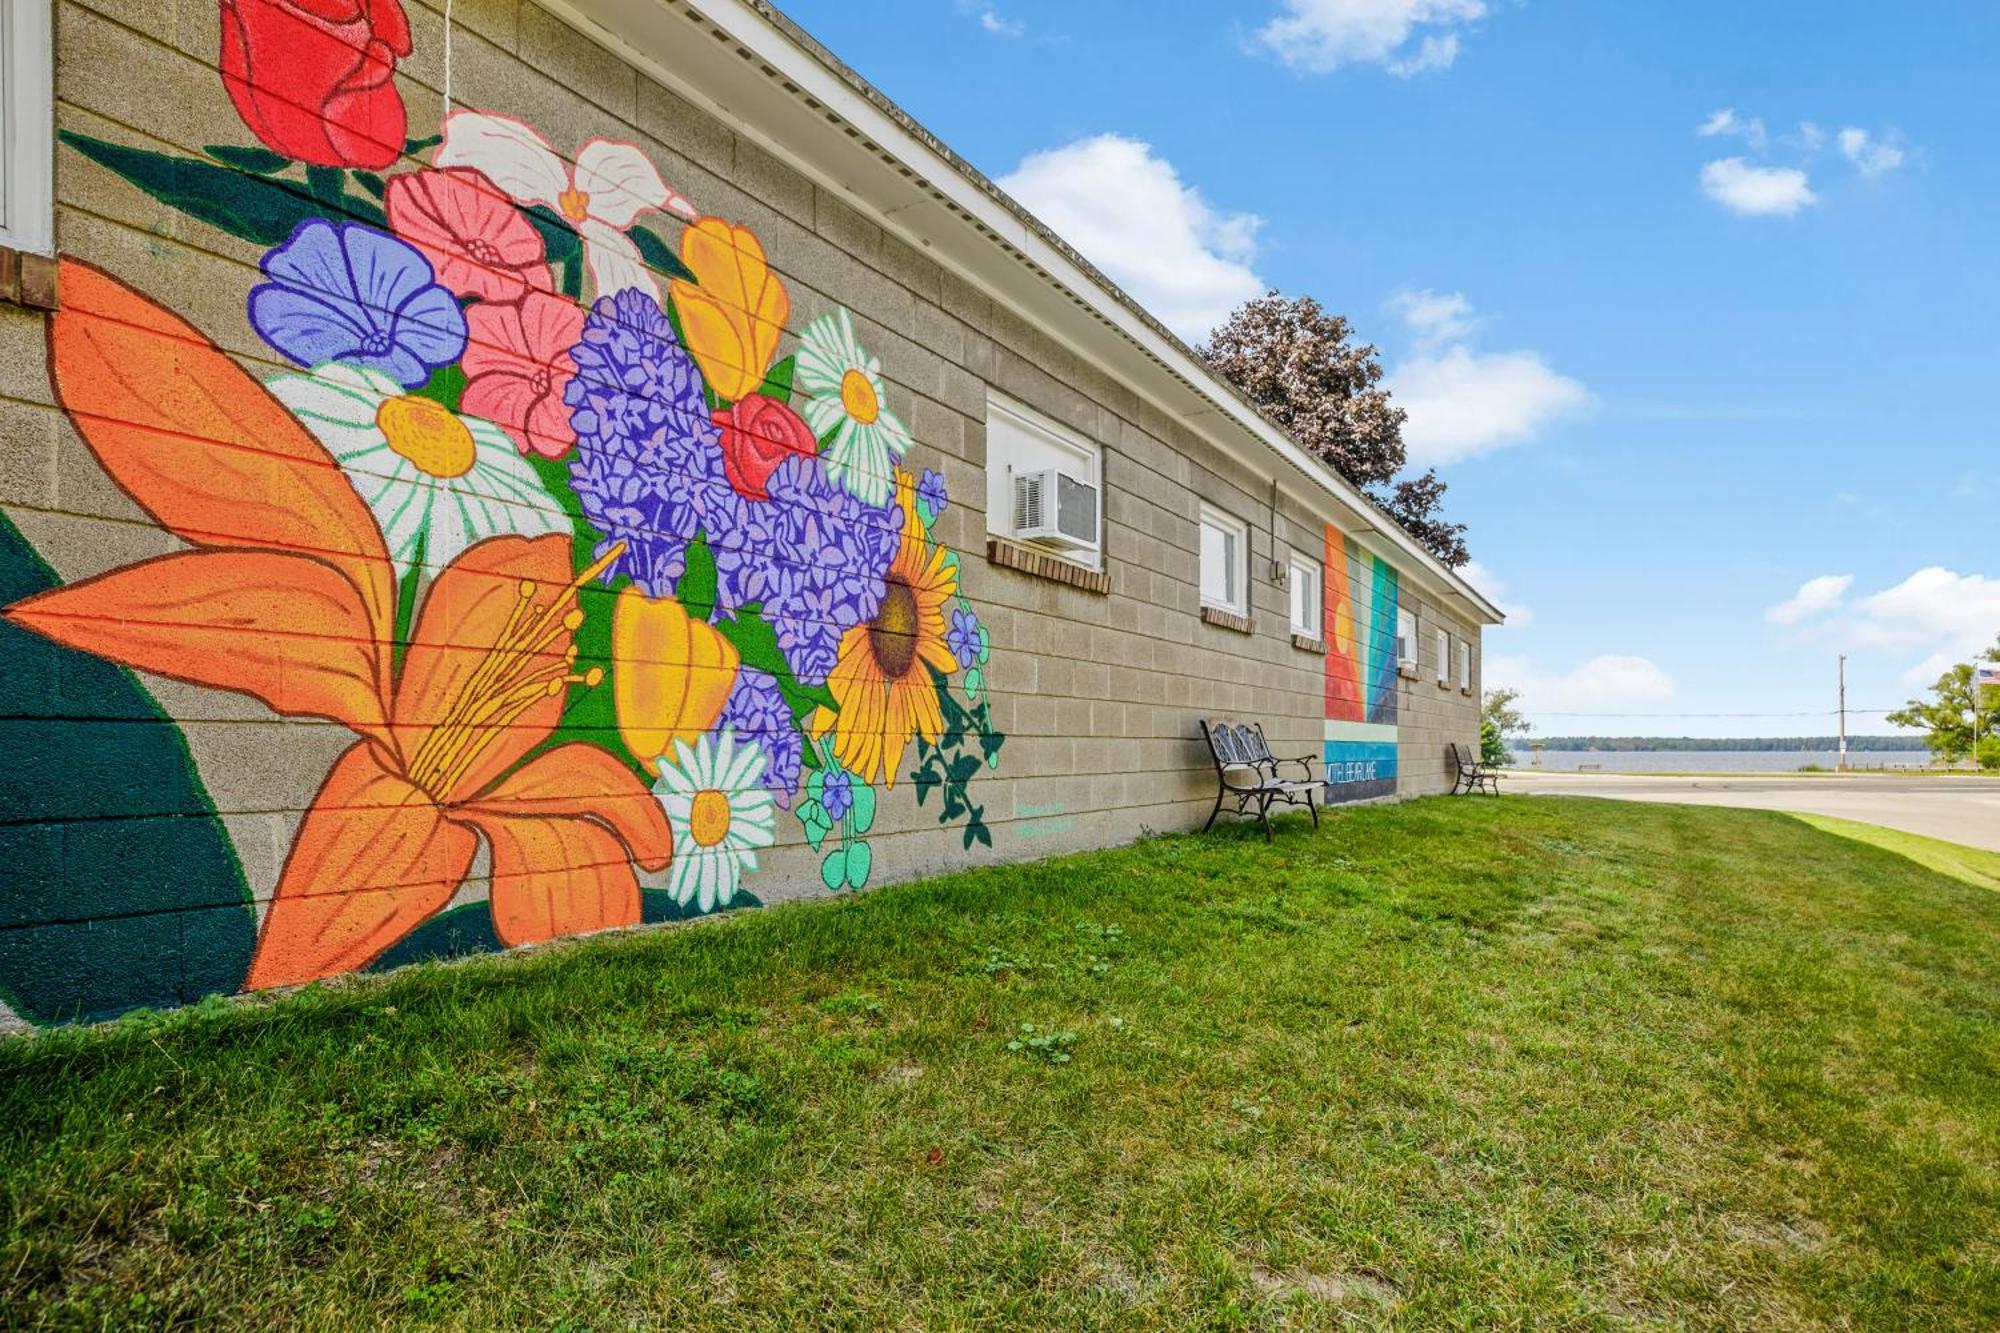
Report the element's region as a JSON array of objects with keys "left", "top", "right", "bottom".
[
  {"left": 1437, "top": 678, "right": 1453, "bottom": 690},
  {"left": 0, "top": 247, "right": 58, "bottom": 310},
  {"left": 985, "top": 536, "right": 1110, "bottom": 594},
  {"left": 1397, "top": 663, "right": 1420, "bottom": 680},
  {"left": 1290, "top": 633, "right": 1327, "bottom": 655},
  {"left": 1200, "top": 604, "right": 1252, "bottom": 634}
]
